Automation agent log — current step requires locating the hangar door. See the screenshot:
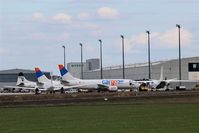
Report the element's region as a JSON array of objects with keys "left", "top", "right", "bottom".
[{"left": 188, "top": 63, "right": 199, "bottom": 80}]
